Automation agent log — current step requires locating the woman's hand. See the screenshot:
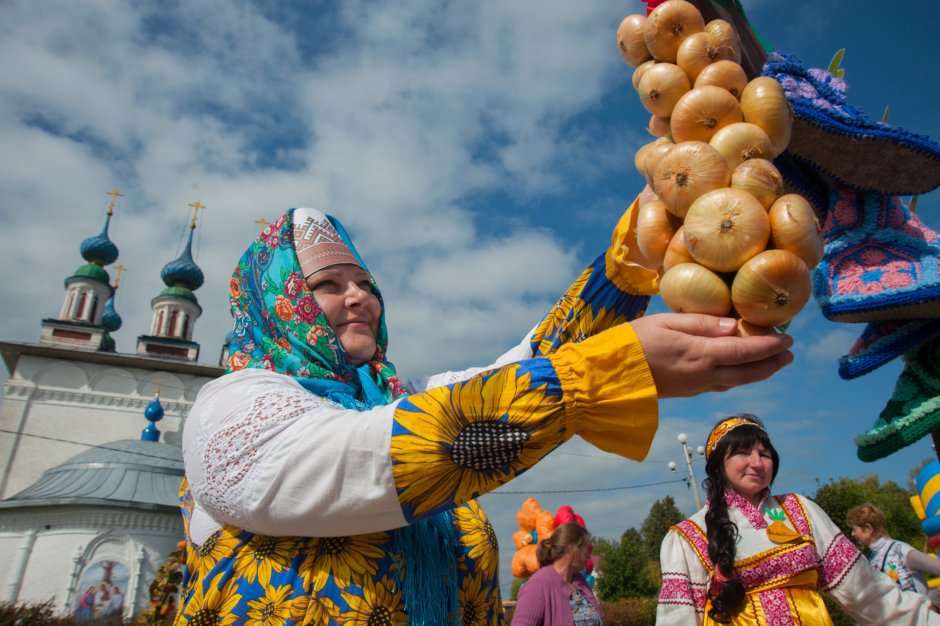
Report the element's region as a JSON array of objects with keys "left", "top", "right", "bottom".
[{"left": 630, "top": 313, "right": 794, "bottom": 398}]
